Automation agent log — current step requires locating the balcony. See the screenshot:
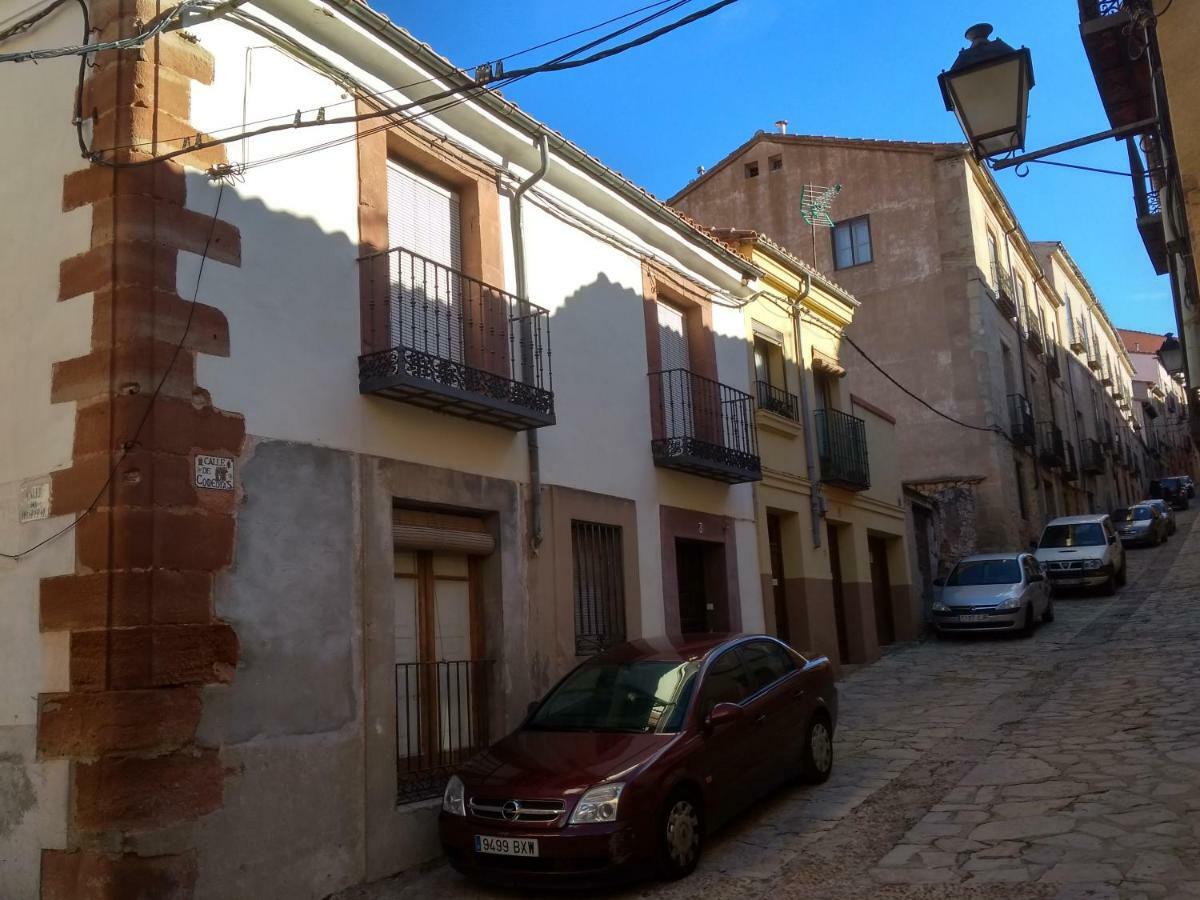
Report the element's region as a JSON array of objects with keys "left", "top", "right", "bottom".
[
  {"left": 755, "top": 380, "right": 800, "bottom": 422},
  {"left": 358, "top": 247, "right": 554, "bottom": 430},
  {"left": 994, "top": 269, "right": 1017, "bottom": 320},
  {"left": 1069, "top": 325, "right": 1086, "bottom": 354},
  {"left": 1008, "top": 393, "right": 1036, "bottom": 447},
  {"left": 1045, "top": 343, "right": 1062, "bottom": 380},
  {"left": 814, "top": 408, "right": 871, "bottom": 491},
  {"left": 1132, "top": 165, "right": 1169, "bottom": 276},
  {"left": 1101, "top": 420, "right": 1115, "bottom": 452},
  {"left": 1038, "top": 422, "right": 1066, "bottom": 468},
  {"left": 1063, "top": 441, "right": 1080, "bottom": 481},
  {"left": 395, "top": 659, "right": 492, "bottom": 804},
  {"left": 1082, "top": 437, "right": 1107, "bottom": 475},
  {"left": 1078, "top": 1, "right": 1156, "bottom": 132},
  {"left": 1023, "top": 307, "right": 1045, "bottom": 355},
  {"left": 649, "top": 369, "right": 761, "bottom": 483}
]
